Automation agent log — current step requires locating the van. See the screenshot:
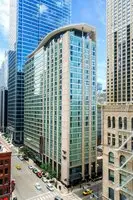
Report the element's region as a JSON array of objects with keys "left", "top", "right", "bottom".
[{"left": 54, "top": 196, "right": 63, "bottom": 200}]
